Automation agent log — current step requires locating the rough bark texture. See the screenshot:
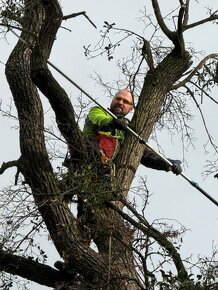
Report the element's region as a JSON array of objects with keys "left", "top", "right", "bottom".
[
  {"left": 5, "top": 1, "right": 109, "bottom": 289},
  {"left": 3, "top": 1, "right": 194, "bottom": 289},
  {"left": 115, "top": 50, "right": 192, "bottom": 196}
]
